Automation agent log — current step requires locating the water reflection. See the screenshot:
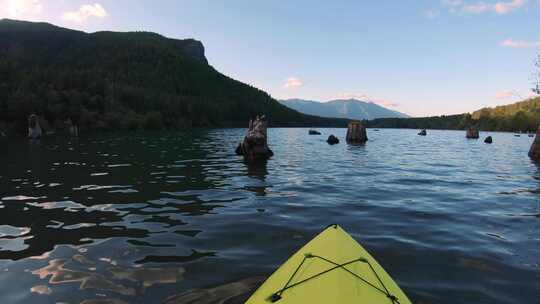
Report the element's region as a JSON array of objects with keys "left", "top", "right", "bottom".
[
  {"left": 135, "top": 249, "right": 215, "bottom": 264},
  {"left": 31, "top": 253, "right": 186, "bottom": 297},
  {"left": 244, "top": 159, "right": 269, "bottom": 197},
  {"left": 32, "top": 259, "right": 137, "bottom": 296},
  {"left": 0, "top": 129, "right": 538, "bottom": 304},
  {"left": 30, "top": 285, "right": 52, "bottom": 295},
  {"left": 0, "top": 200, "right": 148, "bottom": 260},
  {"left": 80, "top": 299, "right": 129, "bottom": 304},
  {"left": 245, "top": 159, "right": 268, "bottom": 181},
  {"left": 162, "top": 276, "right": 264, "bottom": 304}
]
